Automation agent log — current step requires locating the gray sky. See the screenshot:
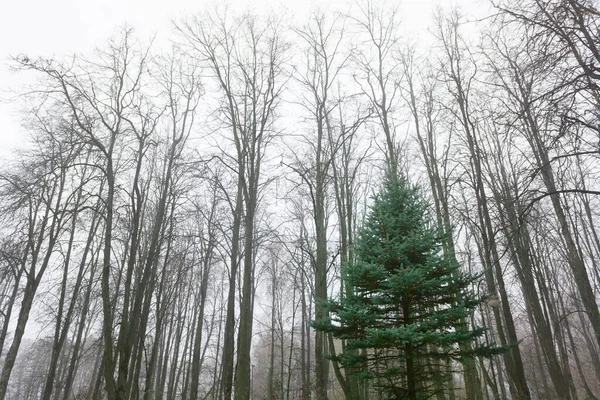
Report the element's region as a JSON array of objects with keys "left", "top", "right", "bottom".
[{"left": 0, "top": 0, "right": 480, "bottom": 158}]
